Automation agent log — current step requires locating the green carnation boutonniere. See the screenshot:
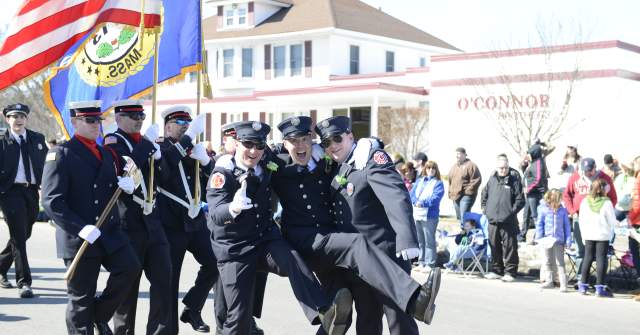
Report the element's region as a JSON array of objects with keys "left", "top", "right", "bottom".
[
  {"left": 323, "top": 154, "right": 332, "bottom": 164},
  {"left": 266, "top": 161, "right": 279, "bottom": 172},
  {"left": 335, "top": 175, "right": 348, "bottom": 186}
]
